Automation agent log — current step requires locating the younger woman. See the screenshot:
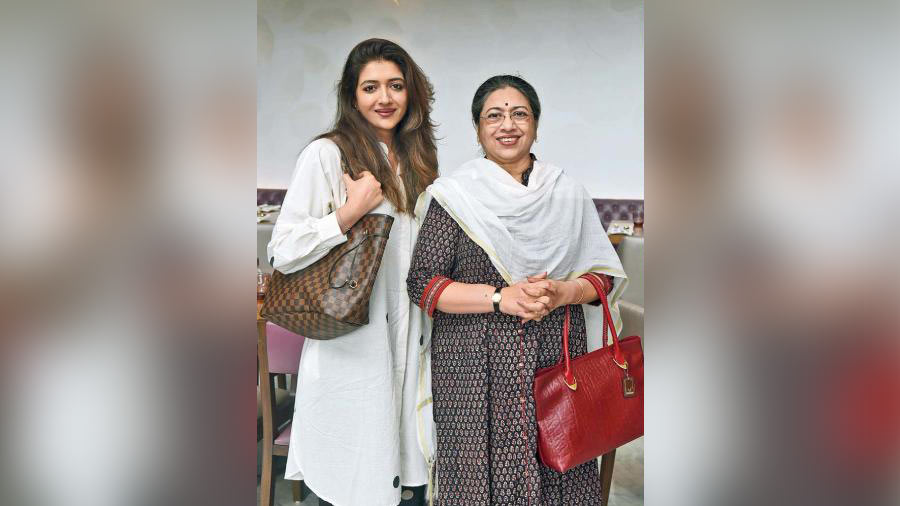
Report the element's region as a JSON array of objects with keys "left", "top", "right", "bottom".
[{"left": 268, "top": 38, "right": 438, "bottom": 506}]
